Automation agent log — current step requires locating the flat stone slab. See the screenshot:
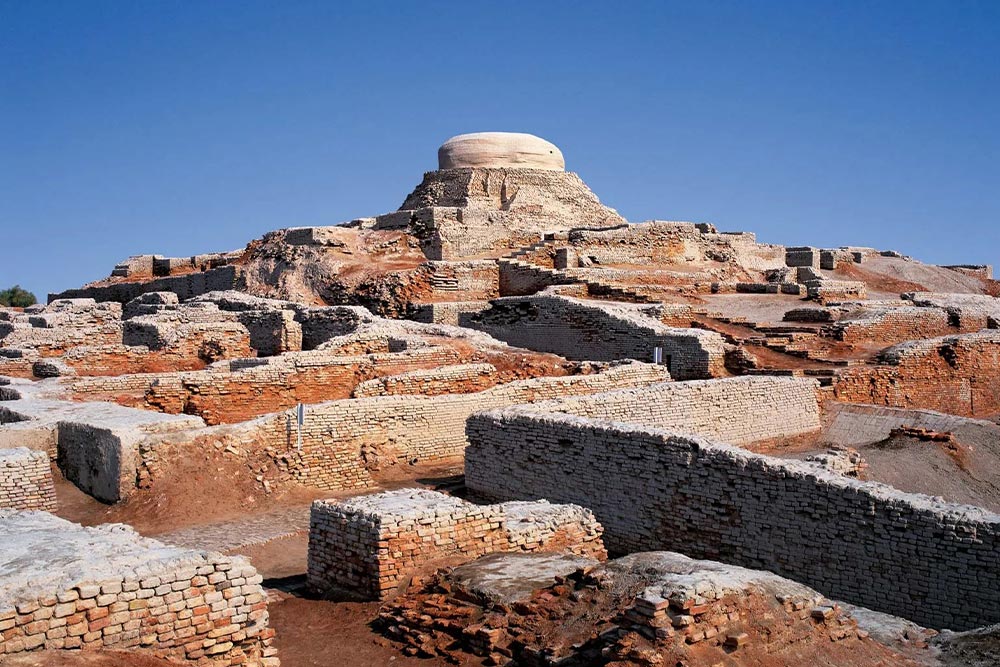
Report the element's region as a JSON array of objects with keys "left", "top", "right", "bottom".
[{"left": 448, "top": 552, "right": 598, "bottom": 604}]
